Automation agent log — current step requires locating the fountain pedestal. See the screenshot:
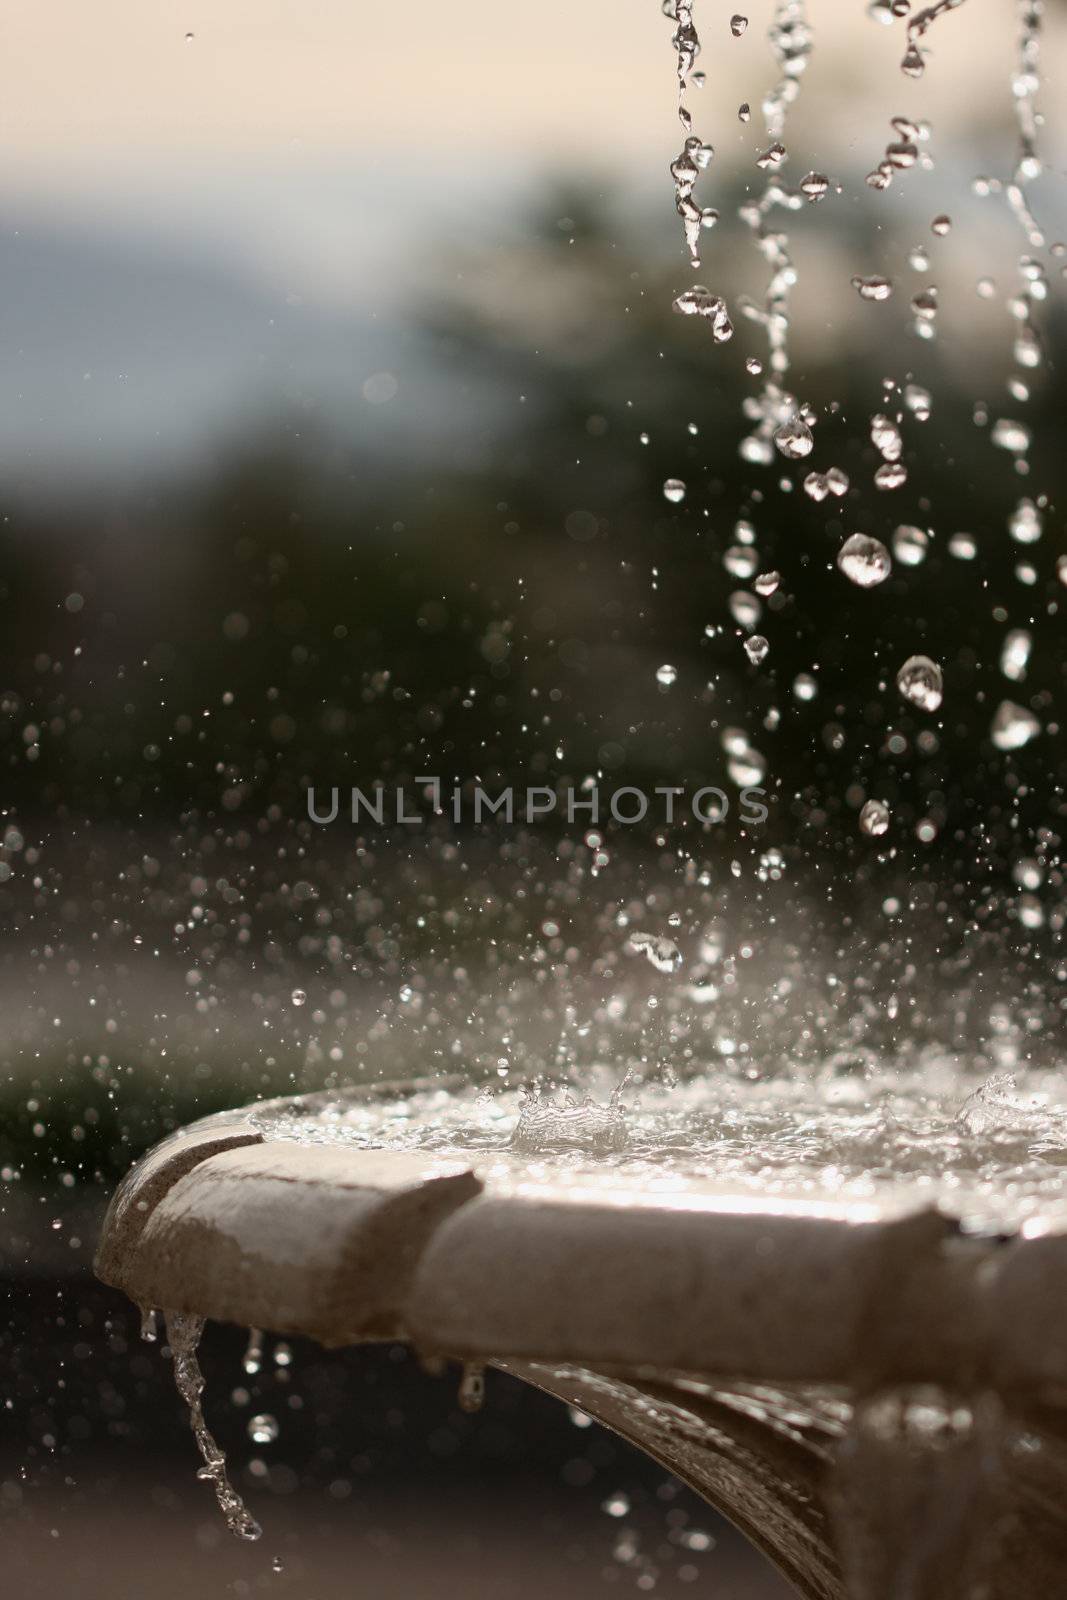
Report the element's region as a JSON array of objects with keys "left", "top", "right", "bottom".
[{"left": 95, "top": 1083, "right": 1067, "bottom": 1599}]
